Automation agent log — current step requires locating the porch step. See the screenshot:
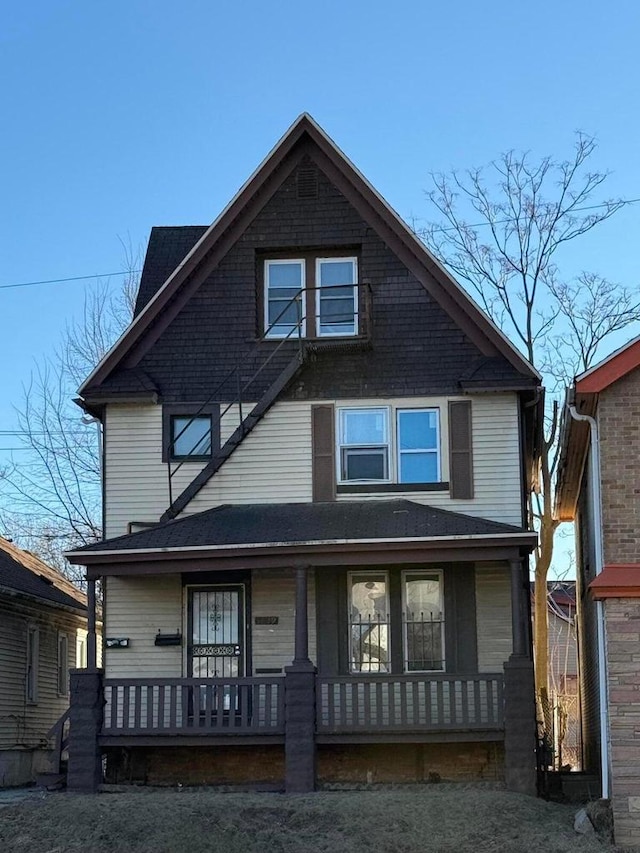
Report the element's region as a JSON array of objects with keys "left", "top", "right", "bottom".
[{"left": 36, "top": 771, "right": 67, "bottom": 791}]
